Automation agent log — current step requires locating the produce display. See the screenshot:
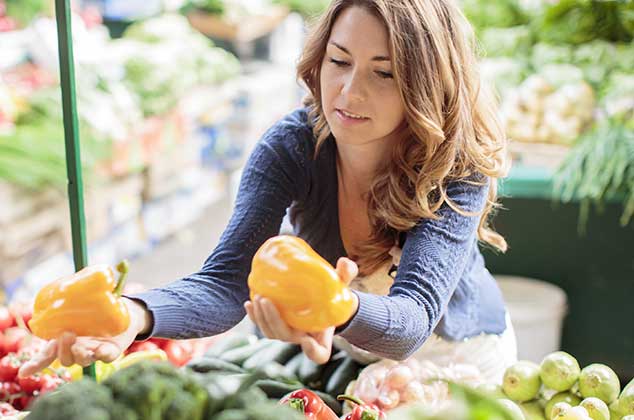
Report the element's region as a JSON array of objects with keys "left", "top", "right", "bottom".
[
  {"left": 463, "top": 0, "right": 634, "bottom": 225},
  {"left": 0, "top": 10, "right": 240, "bottom": 191},
  {"left": 0, "top": 0, "right": 632, "bottom": 419},
  {"left": 471, "top": 351, "right": 634, "bottom": 420}
]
